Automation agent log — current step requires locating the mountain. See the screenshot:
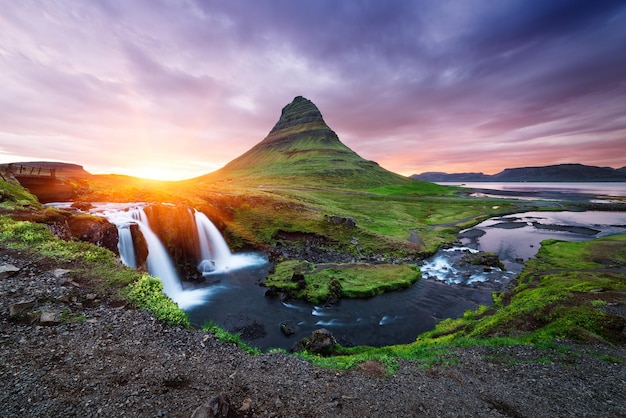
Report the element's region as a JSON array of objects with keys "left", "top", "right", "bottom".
[
  {"left": 196, "top": 96, "right": 411, "bottom": 189},
  {"left": 411, "top": 164, "right": 626, "bottom": 182}
]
